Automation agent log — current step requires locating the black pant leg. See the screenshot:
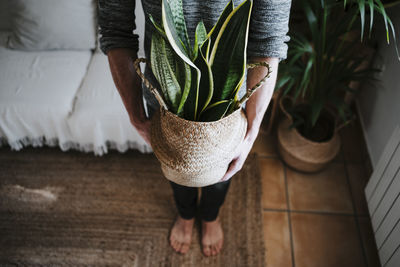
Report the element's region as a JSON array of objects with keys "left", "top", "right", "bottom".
[
  {"left": 199, "top": 179, "right": 231, "bottom": 222},
  {"left": 169, "top": 181, "right": 198, "bottom": 220}
]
